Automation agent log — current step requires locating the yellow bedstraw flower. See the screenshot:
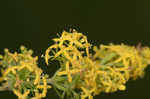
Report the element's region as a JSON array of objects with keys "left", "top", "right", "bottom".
[
  {"left": 118, "top": 85, "right": 126, "bottom": 90},
  {"left": 81, "top": 87, "right": 95, "bottom": 99},
  {"left": 3, "top": 66, "right": 18, "bottom": 78},
  {"left": 37, "top": 76, "right": 51, "bottom": 98},
  {"left": 31, "top": 90, "right": 44, "bottom": 99},
  {"left": 57, "top": 61, "right": 81, "bottom": 82},
  {"left": 0, "top": 77, "right": 3, "bottom": 82},
  {"left": 13, "top": 89, "right": 30, "bottom": 99},
  {"left": 0, "top": 46, "right": 52, "bottom": 99},
  {"left": 34, "top": 68, "right": 42, "bottom": 85},
  {"left": 44, "top": 31, "right": 150, "bottom": 99},
  {"left": 45, "top": 30, "right": 91, "bottom": 65},
  {"left": 98, "top": 44, "right": 147, "bottom": 80},
  {"left": 0, "top": 70, "right": 4, "bottom": 82},
  {"left": 45, "top": 44, "right": 59, "bottom": 65}
]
